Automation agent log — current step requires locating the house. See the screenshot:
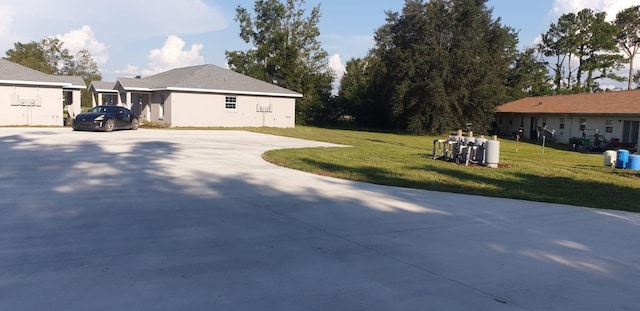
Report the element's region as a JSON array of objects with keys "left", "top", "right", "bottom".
[
  {"left": 496, "top": 90, "right": 640, "bottom": 151},
  {"left": 89, "top": 64, "right": 302, "bottom": 128},
  {"left": 0, "top": 59, "right": 85, "bottom": 126}
]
